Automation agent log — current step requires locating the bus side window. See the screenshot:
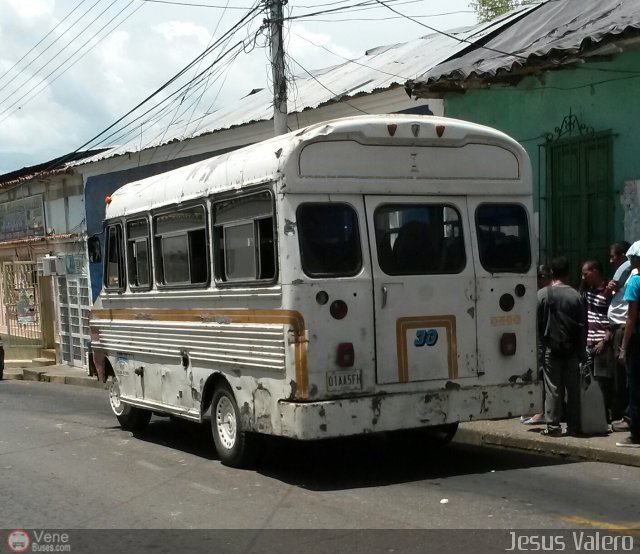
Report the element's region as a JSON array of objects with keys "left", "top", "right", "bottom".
[
  {"left": 475, "top": 204, "right": 531, "bottom": 273},
  {"left": 297, "top": 203, "right": 362, "bottom": 278},
  {"left": 104, "top": 224, "right": 124, "bottom": 290},
  {"left": 154, "top": 205, "right": 209, "bottom": 287},
  {"left": 127, "top": 218, "right": 151, "bottom": 289},
  {"left": 213, "top": 191, "right": 276, "bottom": 284}
]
